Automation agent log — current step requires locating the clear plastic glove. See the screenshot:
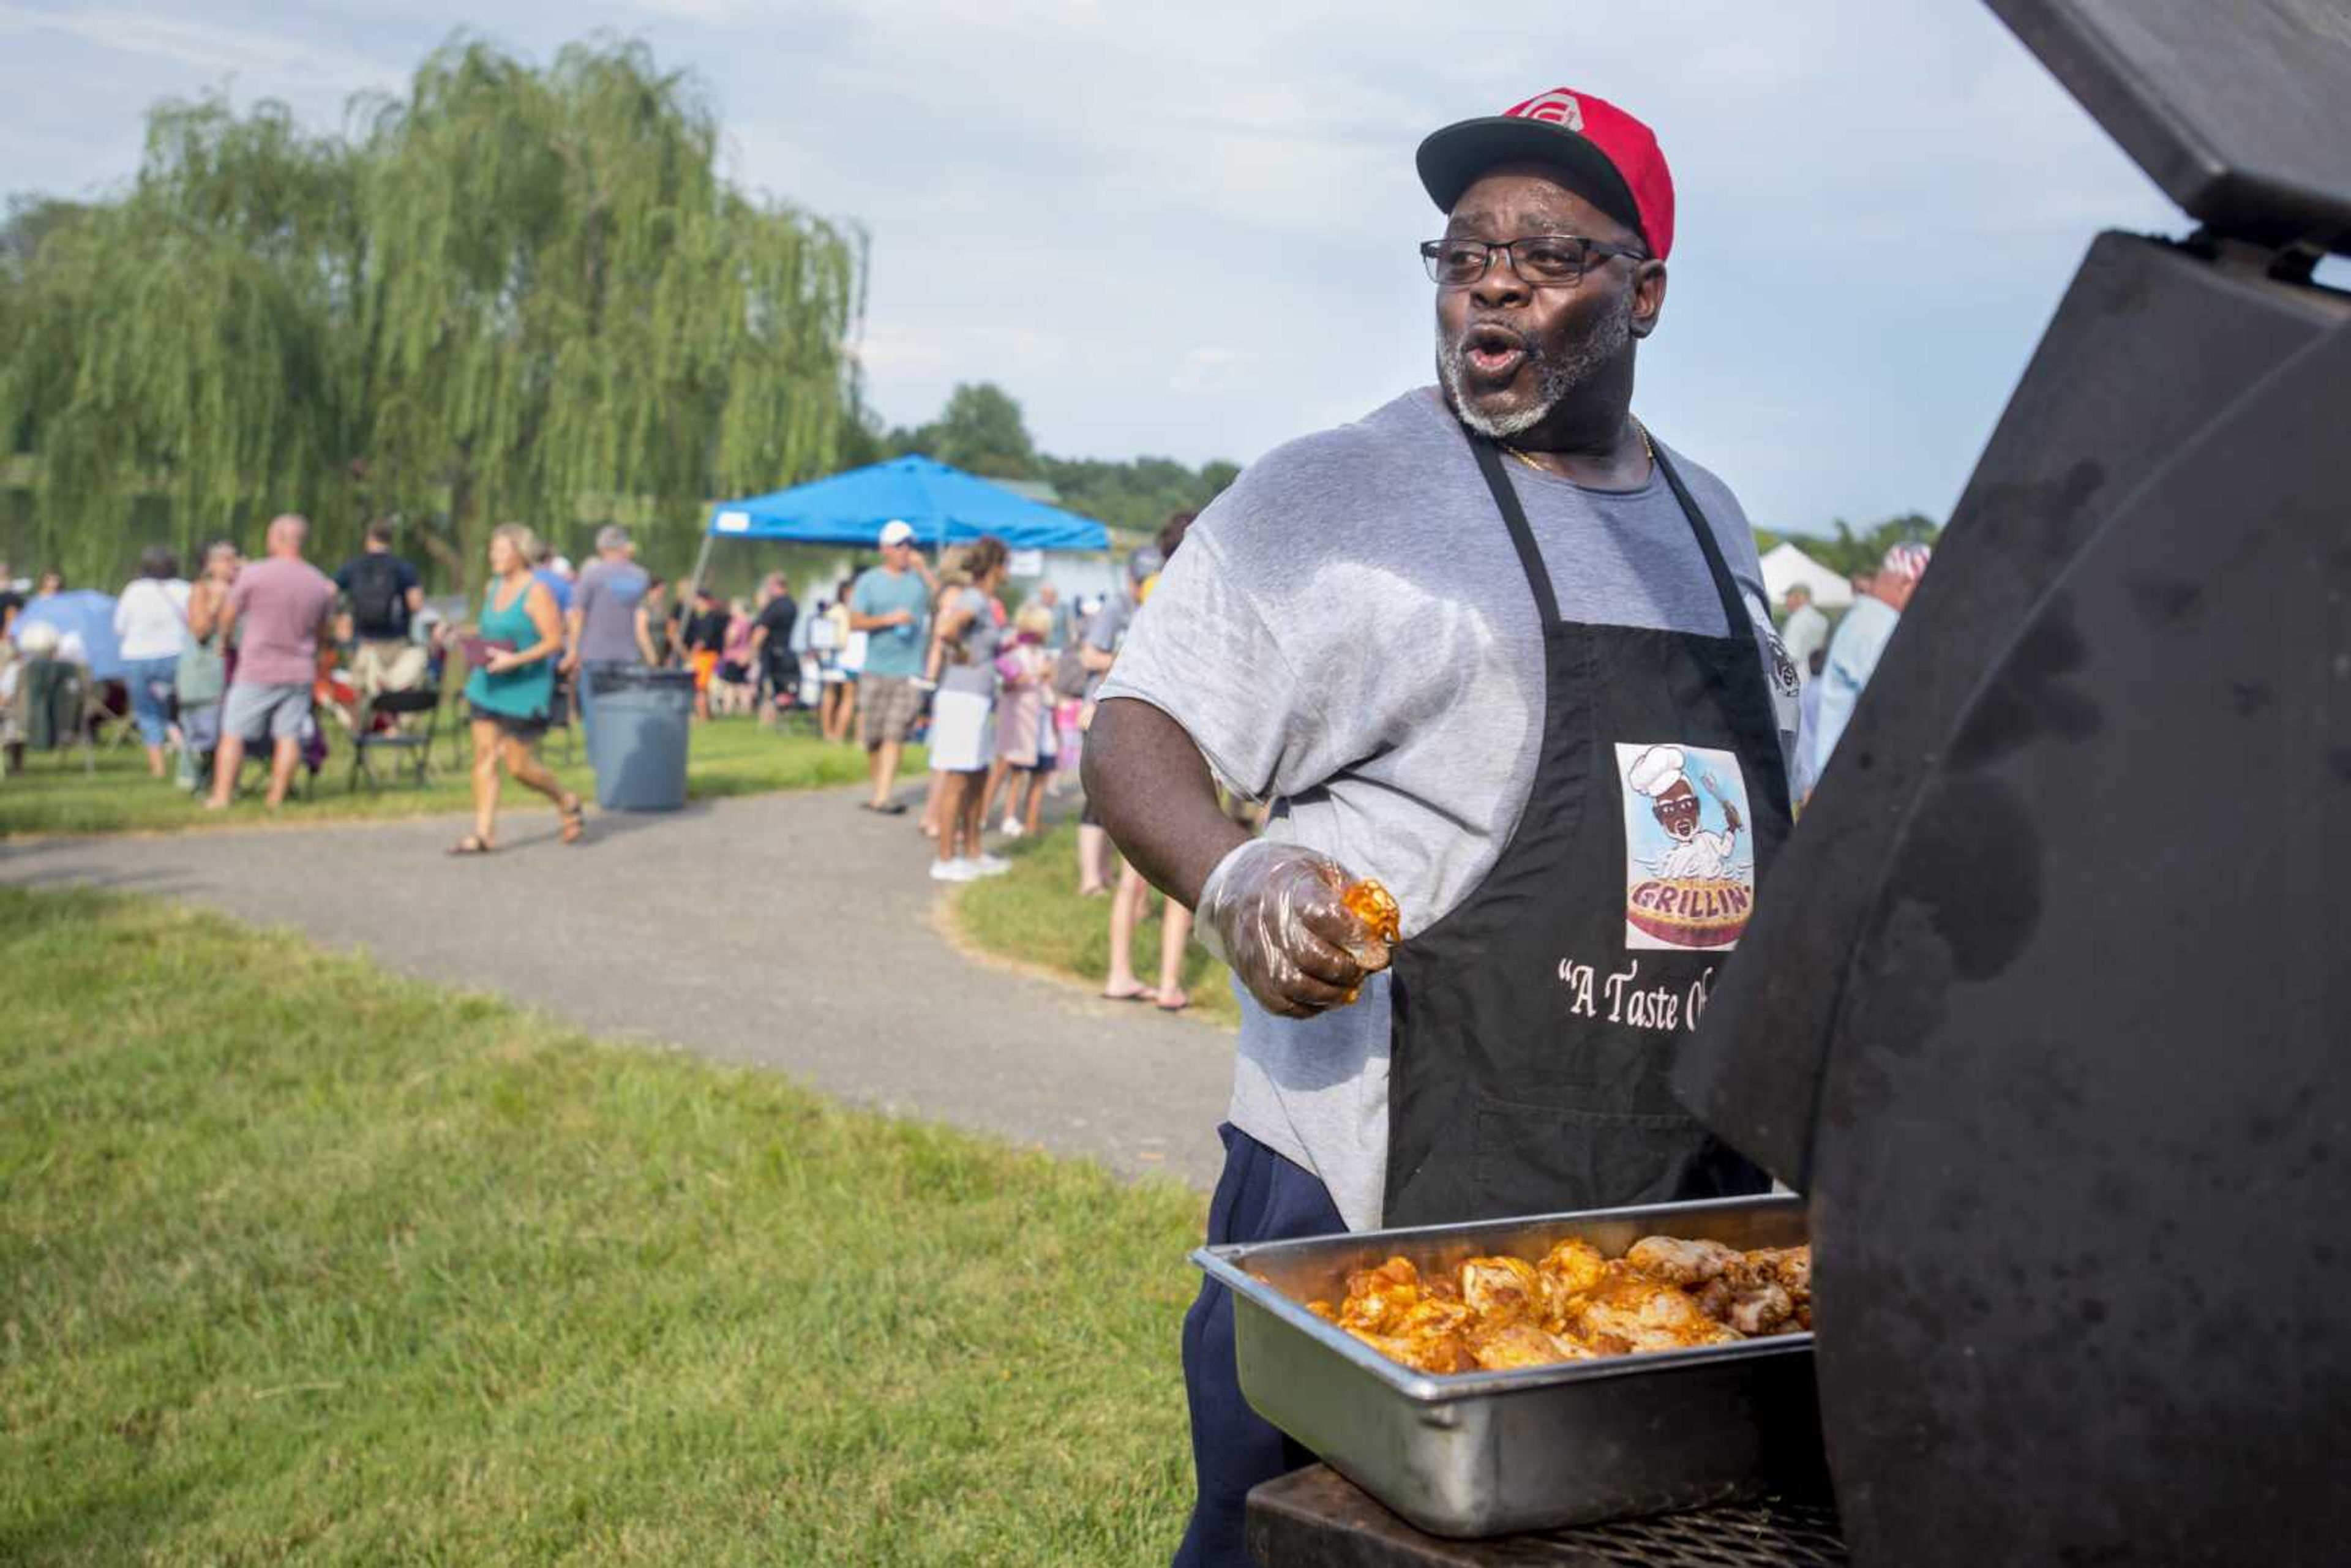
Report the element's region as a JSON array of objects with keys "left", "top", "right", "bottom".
[{"left": 1196, "top": 840, "right": 1396, "bottom": 1019}]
